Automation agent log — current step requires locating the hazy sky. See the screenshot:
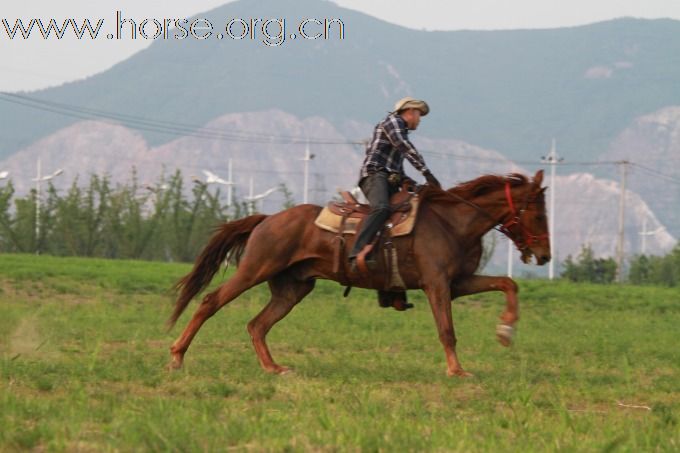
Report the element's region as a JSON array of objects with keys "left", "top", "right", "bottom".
[{"left": 2, "top": 0, "right": 680, "bottom": 92}]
